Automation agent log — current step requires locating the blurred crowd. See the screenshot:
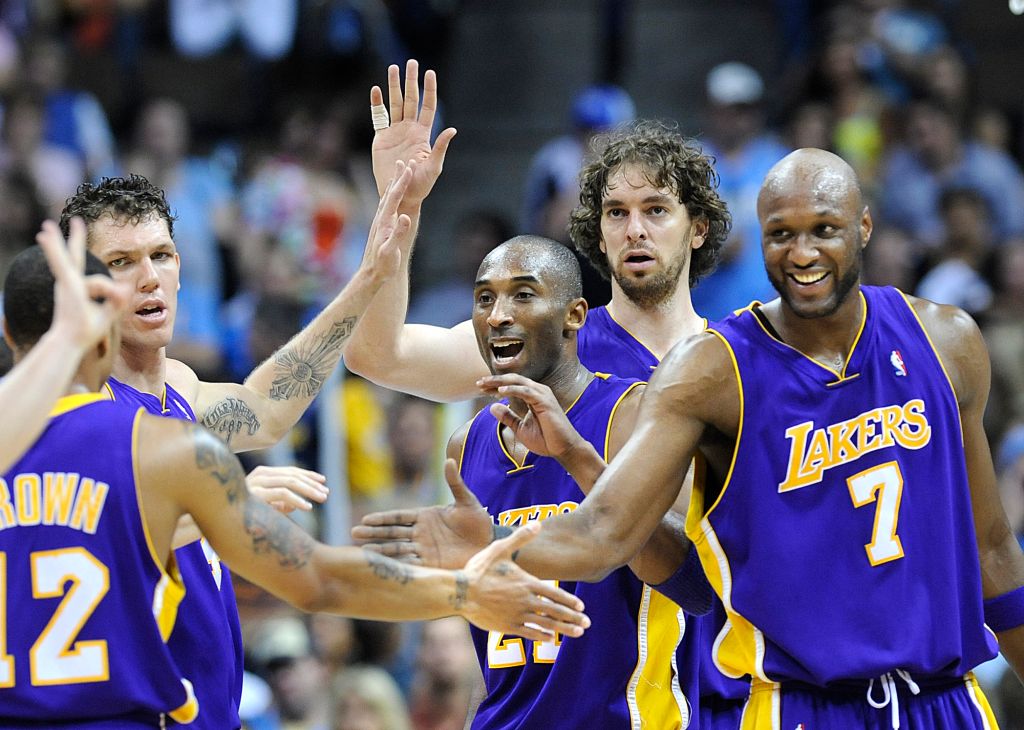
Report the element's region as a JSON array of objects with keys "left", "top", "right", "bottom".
[{"left": 1, "top": 1, "right": 1023, "bottom": 728}]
